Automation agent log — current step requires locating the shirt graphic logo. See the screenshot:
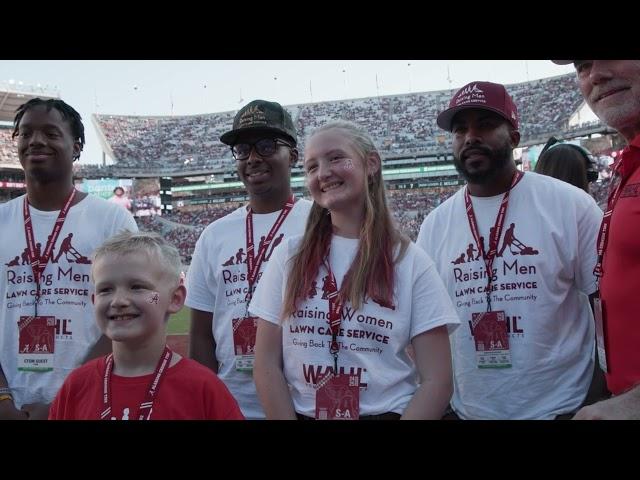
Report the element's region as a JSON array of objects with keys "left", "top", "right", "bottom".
[
  {"left": 316, "top": 274, "right": 395, "bottom": 310},
  {"left": 320, "top": 274, "right": 333, "bottom": 300},
  {"left": 5, "top": 232, "right": 91, "bottom": 267},
  {"left": 112, "top": 407, "right": 130, "bottom": 420},
  {"left": 451, "top": 222, "right": 539, "bottom": 264},
  {"left": 307, "top": 280, "right": 318, "bottom": 299},
  {"left": 220, "top": 233, "right": 284, "bottom": 267}
]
